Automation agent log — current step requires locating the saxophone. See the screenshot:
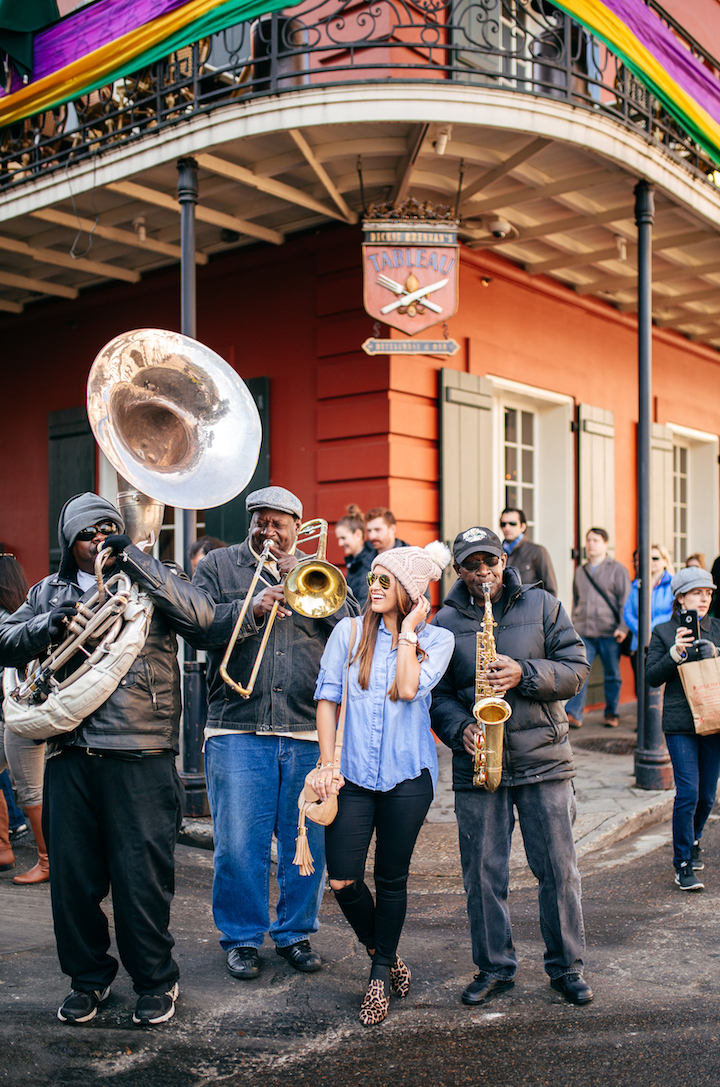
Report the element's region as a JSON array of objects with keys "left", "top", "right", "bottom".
[{"left": 472, "top": 583, "right": 513, "bottom": 792}]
